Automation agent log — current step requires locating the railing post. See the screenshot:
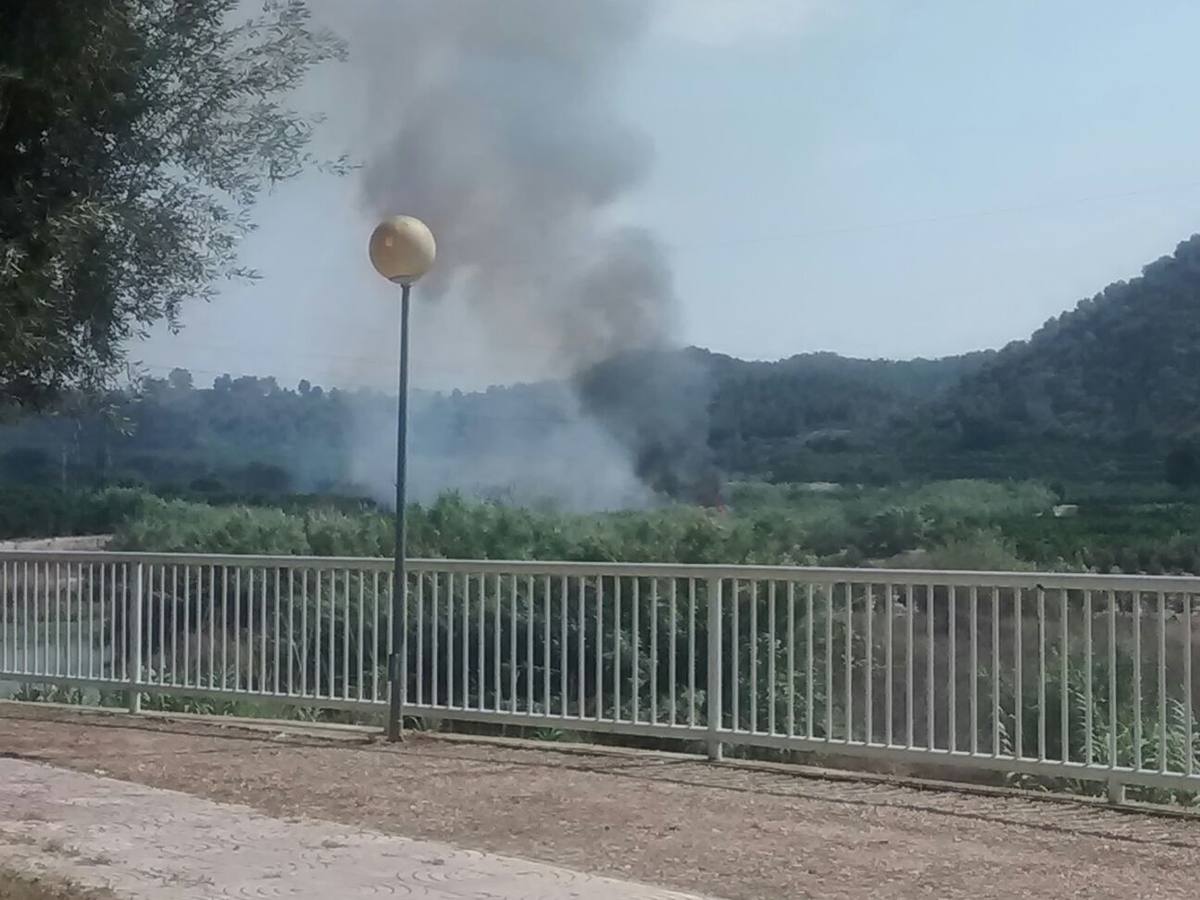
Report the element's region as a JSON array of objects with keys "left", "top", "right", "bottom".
[
  {"left": 706, "top": 576, "right": 723, "bottom": 762},
  {"left": 129, "top": 562, "right": 143, "bottom": 714},
  {"left": 1106, "top": 778, "right": 1125, "bottom": 805}
]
